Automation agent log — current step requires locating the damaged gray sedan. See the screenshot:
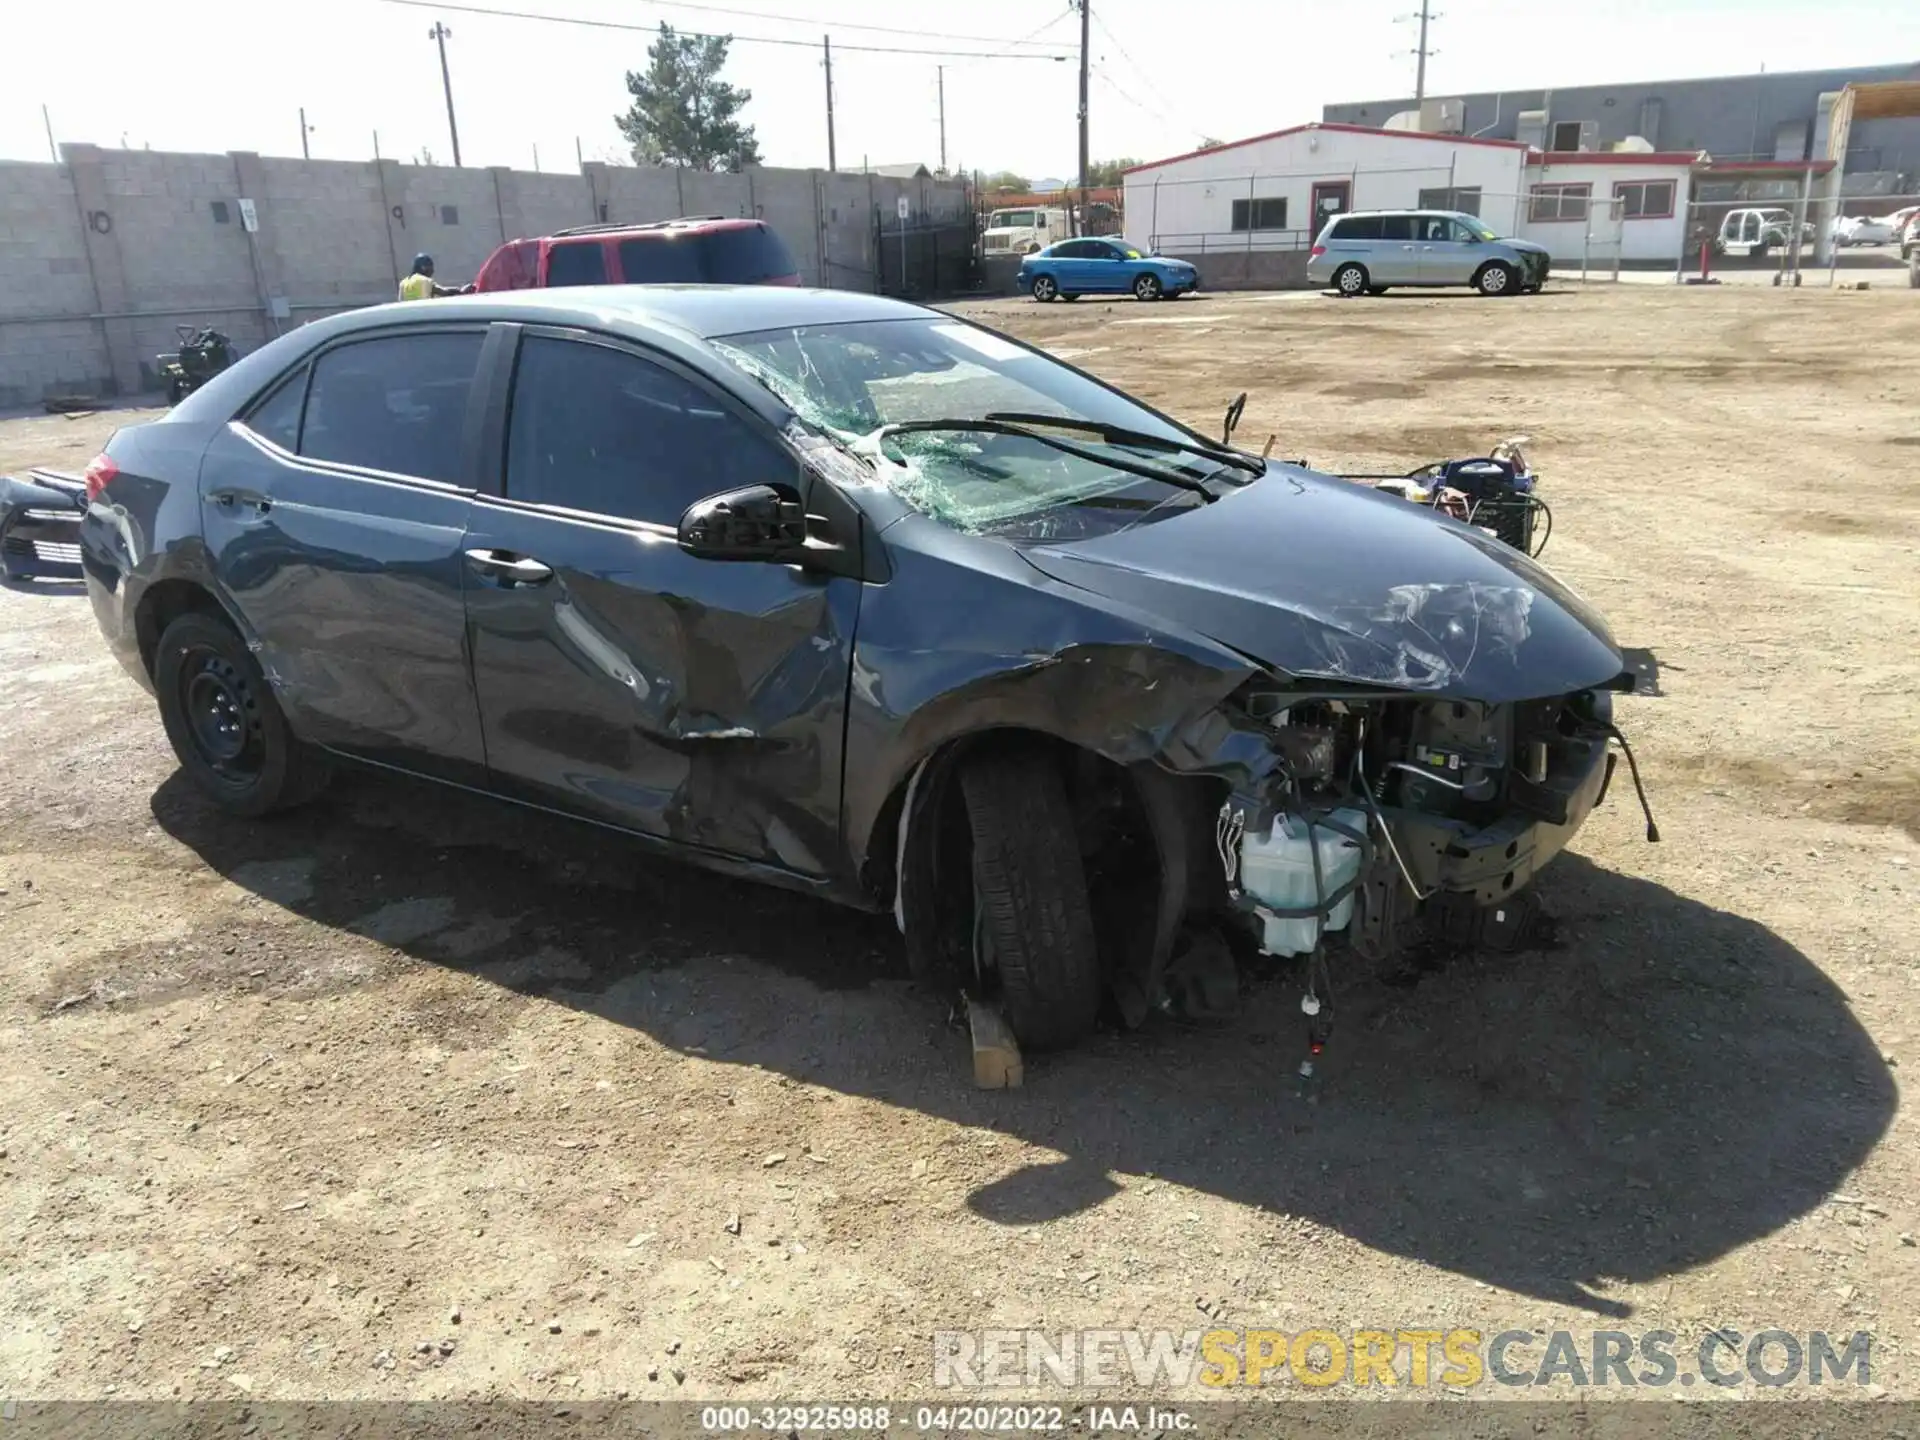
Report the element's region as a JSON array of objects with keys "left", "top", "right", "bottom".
[{"left": 78, "top": 286, "right": 1649, "bottom": 1052}]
